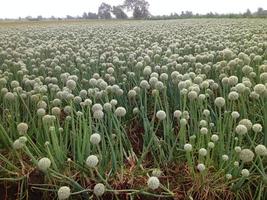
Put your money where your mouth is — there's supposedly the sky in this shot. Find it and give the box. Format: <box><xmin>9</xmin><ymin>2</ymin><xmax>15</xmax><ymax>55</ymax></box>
<box><xmin>0</xmin><ymin>0</ymin><xmax>266</xmax><ymax>18</ymax></box>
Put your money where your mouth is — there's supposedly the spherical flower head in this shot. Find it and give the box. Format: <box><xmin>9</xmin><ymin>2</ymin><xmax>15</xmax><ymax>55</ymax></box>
<box><xmin>234</xmin><ymin>146</ymin><xmax>242</xmax><ymax>153</ymax></box>
<box><xmin>188</xmin><ymin>90</ymin><xmax>198</xmax><ymax>100</ymax></box>
<box><xmin>64</xmin><ymin>106</ymin><xmax>72</xmax><ymax>115</ymax></box>
<box><xmin>13</xmin><ymin>138</ymin><xmax>26</xmax><ymax>149</ymax></box>
<box><xmin>152</xmin><ymin>168</ymin><xmax>162</xmax><ymax>177</ymax></box>
<box><xmin>51</xmin><ymin>107</ymin><xmax>61</xmax><ymax>116</ymax></box>
<box><xmin>37</xmin><ymin>108</ymin><xmax>46</xmax><ymax>117</ymax></box>
<box><xmin>254</xmin><ymin>84</ymin><xmax>266</xmax><ymax>95</ymax></box>
<box><xmin>236</xmin><ymin>83</ymin><xmax>246</xmax><ymax>93</ymax></box>
<box><xmin>93</xmin><ymin>110</ymin><xmax>104</xmax><ymax>119</ymax></box>
<box><xmin>110</xmin><ymin>99</ymin><xmax>118</xmax><ymax>106</ymax></box>
<box><xmin>128</xmin><ymin>90</ymin><xmax>137</xmax><ymax>98</ymax></box>
<box><xmin>228</xmin><ymin>91</ymin><xmax>239</xmax><ymax>101</ymax></box>
<box><xmin>190</xmin><ymin>135</ymin><xmax>196</xmax><ymax>141</ymax></box>
<box><xmin>199</xmin><ymin>120</ymin><xmax>207</xmax><ymax>127</ymax></box>
<box><xmin>156</xmin><ymin>110</ymin><xmax>166</xmax><ymax>121</ymax></box>
<box><xmin>197</xmin><ymin>163</ymin><xmax>205</xmax><ymax>172</ymax></box>
<box><xmin>147</xmin><ymin>176</ymin><xmax>160</xmax><ymax>190</ymax></box>
<box><xmin>65</xmin><ymin>116</ymin><xmax>72</xmax><ymax>121</ymax></box>
<box><xmin>239</xmin><ymin>149</ymin><xmax>254</xmax><ymax>163</ymax></box>
<box><xmin>203</xmin><ymin>109</ymin><xmax>210</xmax><ymax>117</ymax></box>
<box><xmin>226</xmin><ymin>173</ymin><xmax>232</xmax><ymax>180</ymax></box>
<box><xmin>255</xmin><ymin>144</ymin><xmax>267</xmax><ymax>156</ymax></box>
<box><xmin>260</xmin><ymin>72</ymin><xmax>267</xmax><ymax>83</ymax></box>
<box><xmin>17</xmin><ymin>123</ymin><xmax>28</xmax><ymax>135</ymax></box>
<box><xmin>84</xmin><ymin>99</ymin><xmax>92</xmax><ymax>106</ymax></box>
<box><xmin>38</xmin><ymin>157</ymin><xmax>51</xmax><ymax>172</ymax></box>
<box><xmin>103</xmin><ymin>103</ymin><xmax>112</xmax><ymax>112</ymax></box>
<box><xmin>159</xmin><ymin>73</ymin><xmax>168</xmax><ymax>82</ymax></box>
<box><xmin>57</xmin><ymin>186</ymin><xmax>71</xmax><ymax>200</ymax></box>
<box><xmin>214</xmin><ymin>97</ymin><xmax>225</xmax><ymax>108</ymax></box>
<box><xmin>234</xmin><ymin>161</ymin><xmax>239</xmax><ymax>167</ymax></box>
<box><xmin>143</xmin><ymin>66</ymin><xmax>152</xmax><ymax>76</ymax></box>
<box><xmin>92</xmin><ymin>103</ymin><xmax>103</xmax><ymax>112</ymax></box>
<box><xmin>211</xmin><ymin>134</ymin><xmax>219</xmax><ymax>142</ymax></box>
<box><xmin>114</xmin><ymin>107</ymin><xmax>126</xmax><ymax>117</ymax></box>
<box><xmin>235</xmin><ymin>124</ymin><xmax>247</xmax><ymax>135</ymax></box>
<box><xmin>86</xmin><ymin>155</ymin><xmax>99</xmax><ymax>168</ymax></box>
<box><xmin>180</xmin><ymin>88</ymin><xmax>188</xmax><ymax>95</ymax></box>
<box><xmin>155</xmin><ymin>81</ymin><xmax>165</xmax><ymax>90</ymax></box>
<box><xmin>201</xmin><ymin>80</ymin><xmax>209</xmax><ymax>89</ymax></box>
<box><xmin>238</xmin><ymin>119</ymin><xmax>252</xmax><ymax>130</ymax></box>
<box><xmin>250</xmin><ymin>91</ymin><xmax>260</xmax><ymax>99</ymax></box>
<box><xmin>66</xmin><ymin>79</ymin><xmax>76</xmax><ymax>90</ymax></box>
<box><xmin>173</xmin><ymin>110</ymin><xmax>182</xmax><ymax>118</ymax></box>
<box><xmin>19</xmin><ymin>136</ymin><xmax>28</xmax><ymax>143</ymax></box>
<box><xmin>252</xmin><ymin>123</ymin><xmax>262</xmax><ymax>133</ymax></box>
<box><xmin>4</xmin><ymin>92</ymin><xmax>15</xmax><ymax>101</ymax></box>
<box><xmin>222</xmin><ymin>48</ymin><xmax>233</xmax><ymax>60</ymax></box>
<box><xmin>152</xmin><ymin>89</ymin><xmax>159</xmax><ymax>96</ymax></box>
<box><xmin>200</xmin><ymin>127</ymin><xmax>208</xmax><ymax>135</ymax></box>
<box><xmin>140</xmin><ymin>80</ymin><xmax>150</xmax><ymax>89</ymax></box>
<box><xmin>222</xmin><ymin>154</ymin><xmax>229</xmax><ymax>161</ymax></box>
<box><xmin>180</xmin><ymin>118</ymin><xmax>187</xmax><ymax>126</ymax></box>
<box><xmin>184</xmin><ymin>143</ymin><xmax>193</xmax><ymax>152</ymax></box>
<box><xmin>241</xmin><ymin>169</ymin><xmax>250</xmax><ymax>177</ymax></box>
<box><xmin>231</xmin><ymin>111</ymin><xmax>240</xmax><ymax>119</ymax></box>
<box><xmin>199</xmin><ymin>148</ymin><xmax>207</xmax><ymax>156</ymax></box>
<box><xmin>133</xmin><ymin>107</ymin><xmax>139</xmax><ymax>114</ymax></box>
<box><xmin>208</xmin><ymin>142</ymin><xmax>215</xmax><ymax>149</ymax></box>
<box><xmin>198</xmin><ymin>94</ymin><xmax>206</xmax><ymax>101</ymax></box>
<box><xmin>90</xmin><ymin>133</ymin><xmax>101</xmax><ymax>145</ymax></box>
<box><xmin>221</xmin><ymin>77</ymin><xmax>229</xmax><ymax>85</ymax></box>
<box><xmin>93</xmin><ymin>183</ymin><xmax>105</xmax><ymax>196</ymax></box>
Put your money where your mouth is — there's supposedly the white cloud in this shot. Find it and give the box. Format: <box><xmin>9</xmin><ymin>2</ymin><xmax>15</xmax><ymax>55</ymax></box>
<box><xmin>0</xmin><ymin>0</ymin><xmax>266</xmax><ymax>18</ymax></box>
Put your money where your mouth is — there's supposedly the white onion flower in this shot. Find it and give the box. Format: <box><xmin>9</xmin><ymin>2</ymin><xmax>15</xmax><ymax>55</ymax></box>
<box><xmin>199</xmin><ymin>148</ymin><xmax>207</xmax><ymax>156</ymax></box>
<box><xmin>156</xmin><ymin>110</ymin><xmax>166</xmax><ymax>120</ymax></box>
<box><xmin>57</xmin><ymin>186</ymin><xmax>71</xmax><ymax>200</ymax></box>
<box><xmin>239</xmin><ymin>149</ymin><xmax>254</xmax><ymax>163</ymax></box>
<box><xmin>252</xmin><ymin>124</ymin><xmax>262</xmax><ymax>133</ymax></box>
<box><xmin>152</xmin><ymin>169</ymin><xmax>162</xmax><ymax>177</ymax></box>
<box><xmin>90</xmin><ymin>133</ymin><xmax>101</xmax><ymax>145</ymax></box>
<box><xmin>17</xmin><ymin>123</ymin><xmax>28</xmax><ymax>135</ymax></box>
<box><xmin>93</xmin><ymin>183</ymin><xmax>105</xmax><ymax>196</ymax></box>
<box><xmin>147</xmin><ymin>176</ymin><xmax>160</xmax><ymax>190</ymax></box>
<box><xmin>255</xmin><ymin>144</ymin><xmax>267</xmax><ymax>156</ymax></box>
<box><xmin>37</xmin><ymin>157</ymin><xmax>51</xmax><ymax>172</ymax></box>
<box><xmin>184</xmin><ymin>143</ymin><xmax>193</xmax><ymax>152</ymax></box>
<box><xmin>241</xmin><ymin>169</ymin><xmax>250</xmax><ymax>177</ymax></box>
<box><xmin>197</xmin><ymin>163</ymin><xmax>206</xmax><ymax>172</ymax></box>
<box><xmin>86</xmin><ymin>155</ymin><xmax>99</xmax><ymax>168</ymax></box>
<box><xmin>214</xmin><ymin>97</ymin><xmax>225</xmax><ymax>108</ymax></box>
<box><xmin>114</xmin><ymin>107</ymin><xmax>126</xmax><ymax>117</ymax></box>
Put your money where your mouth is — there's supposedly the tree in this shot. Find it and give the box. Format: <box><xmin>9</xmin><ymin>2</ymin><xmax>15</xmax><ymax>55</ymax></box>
<box><xmin>88</xmin><ymin>12</ymin><xmax>98</xmax><ymax>19</ymax></box>
<box><xmin>255</xmin><ymin>7</ymin><xmax>267</xmax><ymax>17</ymax></box>
<box><xmin>98</xmin><ymin>2</ymin><xmax>112</xmax><ymax>19</ymax></box>
<box><xmin>37</xmin><ymin>15</ymin><xmax>43</xmax><ymax>20</ymax></box>
<box><xmin>25</xmin><ymin>16</ymin><xmax>33</xmax><ymax>20</ymax></box>
<box><xmin>123</xmin><ymin>0</ymin><xmax>150</xmax><ymax>19</ymax></box>
<box><xmin>66</xmin><ymin>15</ymin><xmax>74</xmax><ymax>19</ymax></box>
<box><xmin>112</xmin><ymin>6</ymin><xmax>128</xmax><ymax>19</ymax></box>
<box><xmin>243</xmin><ymin>9</ymin><xmax>251</xmax><ymax>17</ymax></box>
<box><xmin>257</xmin><ymin>7</ymin><xmax>264</xmax><ymax>14</ymax></box>
<box><xmin>82</xmin><ymin>12</ymin><xmax>88</xmax><ymax>19</ymax></box>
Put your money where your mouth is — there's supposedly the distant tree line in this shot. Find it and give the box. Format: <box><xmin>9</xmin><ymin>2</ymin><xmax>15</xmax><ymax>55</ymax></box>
<box><xmin>149</xmin><ymin>8</ymin><xmax>267</xmax><ymax>20</ymax></box>
<box><xmin>5</xmin><ymin>0</ymin><xmax>150</xmax><ymax>21</ymax></box>
<box><xmin>1</xmin><ymin>1</ymin><xmax>266</xmax><ymax>21</ymax></box>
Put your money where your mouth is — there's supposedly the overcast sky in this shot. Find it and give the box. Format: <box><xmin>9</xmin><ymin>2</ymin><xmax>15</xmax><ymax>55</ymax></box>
<box><xmin>0</xmin><ymin>0</ymin><xmax>266</xmax><ymax>18</ymax></box>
